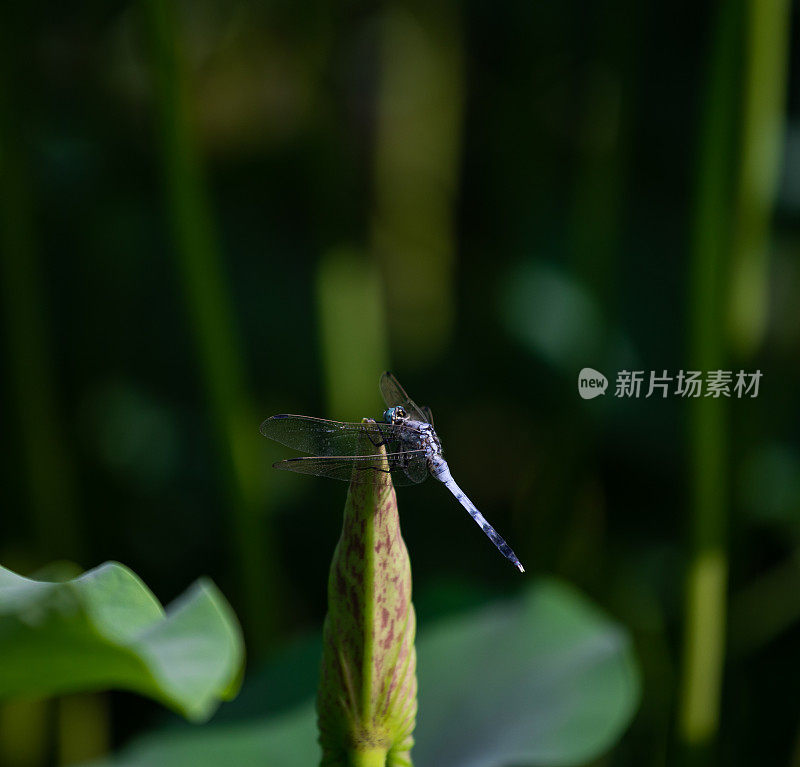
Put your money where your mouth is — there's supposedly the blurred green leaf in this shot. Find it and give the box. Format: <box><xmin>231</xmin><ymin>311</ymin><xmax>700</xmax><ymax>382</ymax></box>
<box><xmin>0</xmin><ymin>561</ymin><xmax>244</xmax><ymax>721</ymax></box>
<box><xmin>85</xmin><ymin>578</ymin><xmax>638</xmax><ymax>767</ymax></box>
<box><xmin>500</xmin><ymin>261</ymin><xmax>605</xmax><ymax>371</ymax></box>
<box><xmin>87</xmin><ymin>705</ymin><xmax>319</xmax><ymax>767</ymax></box>
<box><xmin>413</xmin><ymin>578</ymin><xmax>640</xmax><ymax>767</ymax></box>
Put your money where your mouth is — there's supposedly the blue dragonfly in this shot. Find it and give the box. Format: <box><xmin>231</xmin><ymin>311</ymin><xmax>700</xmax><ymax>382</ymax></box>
<box><xmin>260</xmin><ymin>372</ymin><xmax>525</xmax><ymax>573</ymax></box>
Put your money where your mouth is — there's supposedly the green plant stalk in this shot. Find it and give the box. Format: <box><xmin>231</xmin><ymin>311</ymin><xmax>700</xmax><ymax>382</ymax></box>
<box><xmin>678</xmin><ymin>0</ymin><xmax>739</xmax><ymax>757</ymax></box>
<box><xmin>143</xmin><ymin>0</ymin><xmax>279</xmax><ymax>650</ymax></box>
<box><xmin>57</xmin><ymin>694</ymin><xmax>109</xmax><ymax>766</ymax></box>
<box><xmin>318</xmin><ymin>427</ymin><xmax>416</xmax><ymax>767</ymax></box>
<box><xmin>0</xmin><ymin>700</ymin><xmax>50</xmax><ymax>767</ymax></box>
<box><xmin>728</xmin><ymin>0</ymin><xmax>791</xmax><ymax>356</ymax></box>
<box><xmin>371</xmin><ymin>3</ymin><xmax>463</xmax><ymax>366</ymax></box>
<box><xmin>316</xmin><ymin>247</ymin><xmax>389</xmax><ymax>421</ymax></box>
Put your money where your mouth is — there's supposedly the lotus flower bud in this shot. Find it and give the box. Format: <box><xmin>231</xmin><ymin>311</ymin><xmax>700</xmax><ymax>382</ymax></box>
<box><xmin>317</xmin><ymin>424</ymin><xmax>417</xmax><ymax>767</ymax></box>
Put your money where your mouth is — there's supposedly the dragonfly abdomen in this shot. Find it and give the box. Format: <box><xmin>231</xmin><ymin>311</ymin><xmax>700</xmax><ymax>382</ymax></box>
<box><xmin>433</xmin><ymin>460</ymin><xmax>525</xmax><ymax>573</ymax></box>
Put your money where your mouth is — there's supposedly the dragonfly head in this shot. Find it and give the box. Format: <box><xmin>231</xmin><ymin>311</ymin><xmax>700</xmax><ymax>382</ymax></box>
<box><xmin>383</xmin><ymin>405</ymin><xmax>407</xmax><ymax>424</ymax></box>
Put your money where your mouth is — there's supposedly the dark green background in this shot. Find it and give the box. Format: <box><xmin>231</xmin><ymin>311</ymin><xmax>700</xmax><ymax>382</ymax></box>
<box><xmin>1</xmin><ymin>0</ymin><xmax>798</xmax><ymax>765</ymax></box>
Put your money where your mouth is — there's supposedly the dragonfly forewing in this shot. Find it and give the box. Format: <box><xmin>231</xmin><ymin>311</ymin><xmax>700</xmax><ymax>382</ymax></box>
<box><xmin>259</xmin><ymin>414</ymin><xmax>413</xmax><ymax>456</ymax></box>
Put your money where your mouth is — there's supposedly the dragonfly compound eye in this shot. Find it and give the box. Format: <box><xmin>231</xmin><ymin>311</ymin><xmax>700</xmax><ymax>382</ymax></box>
<box><xmin>383</xmin><ymin>406</ymin><xmax>407</xmax><ymax>423</ymax></box>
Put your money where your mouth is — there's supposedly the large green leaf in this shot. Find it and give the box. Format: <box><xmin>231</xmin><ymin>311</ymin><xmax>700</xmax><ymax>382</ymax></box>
<box><xmin>413</xmin><ymin>578</ymin><xmax>640</xmax><ymax>767</ymax></box>
<box><xmin>0</xmin><ymin>561</ymin><xmax>244</xmax><ymax>721</ymax></box>
<box><xmin>85</xmin><ymin>578</ymin><xmax>638</xmax><ymax>766</ymax></box>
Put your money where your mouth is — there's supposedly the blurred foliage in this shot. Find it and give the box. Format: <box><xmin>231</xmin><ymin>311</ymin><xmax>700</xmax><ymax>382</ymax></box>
<box><xmin>0</xmin><ymin>0</ymin><xmax>799</xmax><ymax>764</ymax></box>
<box><xmin>82</xmin><ymin>580</ymin><xmax>639</xmax><ymax>767</ymax></box>
<box><xmin>0</xmin><ymin>562</ymin><xmax>244</xmax><ymax>721</ymax></box>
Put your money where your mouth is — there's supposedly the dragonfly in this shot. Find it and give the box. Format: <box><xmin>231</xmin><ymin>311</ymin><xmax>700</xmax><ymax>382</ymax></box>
<box><xmin>259</xmin><ymin>372</ymin><xmax>525</xmax><ymax>573</ymax></box>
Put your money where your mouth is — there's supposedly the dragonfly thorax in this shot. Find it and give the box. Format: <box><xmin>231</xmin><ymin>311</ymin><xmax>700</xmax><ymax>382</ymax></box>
<box><xmin>383</xmin><ymin>405</ymin><xmax>441</xmax><ymax>458</ymax></box>
<box><xmin>408</xmin><ymin>421</ymin><xmax>442</xmax><ymax>458</ymax></box>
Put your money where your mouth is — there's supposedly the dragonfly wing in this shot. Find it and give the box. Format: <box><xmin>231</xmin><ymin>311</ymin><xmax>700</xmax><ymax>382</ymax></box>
<box><xmin>274</xmin><ymin>450</ymin><xmax>429</xmax><ymax>486</ymax></box>
<box><xmin>421</xmin><ymin>405</ymin><xmax>434</xmax><ymax>427</ymax></box>
<box><xmin>379</xmin><ymin>371</ymin><xmax>430</xmax><ymax>423</ymax></box>
<box><xmin>260</xmin><ymin>415</ymin><xmax>407</xmax><ymax>456</ymax></box>
<box><xmin>401</xmin><ymin>450</ymin><xmax>429</xmax><ymax>484</ymax></box>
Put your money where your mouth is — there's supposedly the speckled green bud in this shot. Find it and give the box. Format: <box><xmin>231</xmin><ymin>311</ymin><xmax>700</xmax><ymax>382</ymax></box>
<box><xmin>317</xmin><ymin>424</ymin><xmax>417</xmax><ymax>767</ymax></box>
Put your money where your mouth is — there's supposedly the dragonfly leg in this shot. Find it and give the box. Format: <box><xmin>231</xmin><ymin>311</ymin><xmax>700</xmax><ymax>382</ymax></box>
<box><xmin>360</xmin><ymin>418</ymin><xmax>390</xmax><ymax>449</ymax></box>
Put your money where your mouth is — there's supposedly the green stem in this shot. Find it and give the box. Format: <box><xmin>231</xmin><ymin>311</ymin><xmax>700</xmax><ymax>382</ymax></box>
<box><xmin>678</xmin><ymin>0</ymin><xmax>737</xmax><ymax>757</ymax></box>
<box><xmin>679</xmin><ymin>0</ymin><xmax>790</xmax><ymax>756</ymax></box>
<box><xmin>56</xmin><ymin>694</ymin><xmax>109</xmax><ymax>765</ymax></box>
<box><xmin>371</xmin><ymin>3</ymin><xmax>463</xmax><ymax>366</ymax></box>
<box><xmin>0</xmin><ymin>699</ymin><xmax>50</xmax><ymax>767</ymax></box>
<box><xmin>678</xmin><ymin>0</ymin><xmax>740</xmax><ymax>758</ymax></box>
<box><xmin>349</xmin><ymin>750</ymin><xmax>388</xmax><ymax>767</ymax></box>
<box><xmin>316</xmin><ymin>247</ymin><xmax>389</xmax><ymax>421</ymax></box>
<box><xmin>143</xmin><ymin>0</ymin><xmax>280</xmax><ymax>651</ymax></box>
<box><xmin>727</xmin><ymin>0</ymin><xmax>791</xmax><ymax>356</ymax></box>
